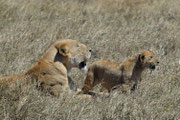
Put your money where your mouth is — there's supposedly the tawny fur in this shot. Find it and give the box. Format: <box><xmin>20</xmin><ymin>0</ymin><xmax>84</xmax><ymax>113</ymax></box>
<box><xmin>0</xmin><ymin>39</ymin><xmax>91</xmax><ymax>96</ymax></box>
<box><xmin>82</xmin><ymin>50</ymin><xmax>159</xmax><ymax>93</ymax></box>
<box><xmin>0</xmin><ymin>74</ymin><xmax>23</xmax><ymax>85</ymax></box>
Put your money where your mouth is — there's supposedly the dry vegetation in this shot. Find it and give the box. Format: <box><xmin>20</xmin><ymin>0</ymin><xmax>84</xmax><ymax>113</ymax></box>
<box><xmin>0</xmin><ymin>0</ymin><xmax>180</xmax><ymax>119</ymax></box>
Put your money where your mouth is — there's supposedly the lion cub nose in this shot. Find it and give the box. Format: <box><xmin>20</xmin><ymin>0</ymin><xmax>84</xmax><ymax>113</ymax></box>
<box><xmin>151</xmin><ymin>65</ymin><xmax>156</xmax><ymax>70</ymax></box>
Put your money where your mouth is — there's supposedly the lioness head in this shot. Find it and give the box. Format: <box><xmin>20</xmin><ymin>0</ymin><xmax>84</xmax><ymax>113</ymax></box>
<box><xmin>55</xmin><ymin>39</ymin><xmax>91</xmax><ymax>71</ymax></box>
<box><xmin>139</xmin><ymin>50</ymin><xmax>159</xmax><ymax>70</ymax></box>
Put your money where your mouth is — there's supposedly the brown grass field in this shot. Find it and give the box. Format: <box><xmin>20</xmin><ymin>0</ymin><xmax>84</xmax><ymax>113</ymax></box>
<box><xmin>0</xmin><ymin>0</ymin><xmax>180</xmax><ymax>119</ymax></box>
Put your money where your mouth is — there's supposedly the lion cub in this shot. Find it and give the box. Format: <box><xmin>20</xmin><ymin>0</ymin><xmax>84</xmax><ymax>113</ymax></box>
<box><xmin>82</xmin><ymin>50</ymin><xmax>159</xmax><ymax>93</ymax></box>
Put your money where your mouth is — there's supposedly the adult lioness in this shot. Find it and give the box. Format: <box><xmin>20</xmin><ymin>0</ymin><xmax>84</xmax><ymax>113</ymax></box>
<box><xmin>0</xmin><ymin>39</ymin><xmax>91</xmax><ymax>96</ymax></box>
<box><xmin>82</xmin><ymin>50</ymin><xmax>159</xmax><ymax>93</ymax></box>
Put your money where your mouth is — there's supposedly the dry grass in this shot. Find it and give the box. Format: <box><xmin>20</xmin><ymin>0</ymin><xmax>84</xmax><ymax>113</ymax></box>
<box><xmin>0</xmin><ymin>0</ymin><xmax>180</xmax><ymax>119</ymax></box>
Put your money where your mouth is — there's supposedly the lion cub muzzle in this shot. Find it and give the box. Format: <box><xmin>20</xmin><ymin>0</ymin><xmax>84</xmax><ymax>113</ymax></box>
<box><xmin>149</xmin><ymin>60</ymin><xmax>159</xmax><ymax>70</ymax></box>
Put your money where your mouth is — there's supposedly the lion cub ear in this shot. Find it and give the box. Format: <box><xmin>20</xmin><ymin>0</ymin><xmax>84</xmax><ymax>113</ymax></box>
<box><xmin>139</xmin><ymin>53</ymin><xmax>145</xmax><ymax>63</ymax></box>
<box><xmin>56</xmin><ymin>43</ymin><xmax>70</xmax><ymax>57</ymax></box>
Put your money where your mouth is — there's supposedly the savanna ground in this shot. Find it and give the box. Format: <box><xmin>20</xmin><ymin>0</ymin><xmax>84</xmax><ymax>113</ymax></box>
<box><xmin>0</xmin><ymin>0</ymin><xmax>180</xmax><ymax>119</ymax></box>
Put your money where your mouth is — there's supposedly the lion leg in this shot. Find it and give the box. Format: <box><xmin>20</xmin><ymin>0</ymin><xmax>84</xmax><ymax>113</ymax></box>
<box><xmin>68</xmin><ymin>76</ymin><xmax>77</xmax><ymax>91</ymax></box>
<box><xmin>40</xmin><ymin>82</ymin><xmax>69</xmax><ymax>96</ymax></box>
<box><xmin>82</xmin><ymin>71</ymin><xmax>100</xmax><ymax>93</ymax></box>
<box><xmin>101</xmin><ymin>83</ymin><xmax>112</xmax><ymax>93</ymax></box>
<box><xmin>49</xmin><ymin>84</ymin><xmax>69</xmax><ymax>96</ymax></box>
<box><xmin>131</xmin><ymin>78</ymin><xmax>141</xmax><ymax>91</ymax></box>
<box><xmin>121</xmin><ymin>84</ymin><xmax>131</xmax><ymax>93</ymax></box>
<box><xmin>121</xmin><ymin>81</ymin><xmax>135</xmax><ymax>93</ymax></box>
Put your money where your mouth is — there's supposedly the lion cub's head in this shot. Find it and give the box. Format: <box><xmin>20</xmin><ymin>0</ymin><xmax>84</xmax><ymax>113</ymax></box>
<box><xmin>55</xmin><ymin>39</ymin><xmax>91</xmax><ymax>71</ymax></box>
<box><xmin>139</xmin><ymin>50</ymin><xmax>159</xmax><ymax>70</ymax></box>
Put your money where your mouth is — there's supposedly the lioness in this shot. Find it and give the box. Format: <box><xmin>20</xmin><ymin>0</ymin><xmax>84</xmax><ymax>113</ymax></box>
<box><xmin>0</xmin><ymin>39</ymin><xmax>91</xmax><ymax>96</ymax></box>
<box><xmin>82</xmin><ymin>50</ymin><xmax>159</xmax><ymax>93</ymax></box>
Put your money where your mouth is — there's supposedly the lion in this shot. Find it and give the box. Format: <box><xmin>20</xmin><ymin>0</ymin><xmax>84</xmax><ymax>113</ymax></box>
<box><xmin>82</xmin><ymin>50</ymin><xmax>159</xmax><ymax>94</ymax></box>
<box><xmin>0</xmin><ymin>39</ymin><xmax>91</xmax><ymax>96</ymax></box>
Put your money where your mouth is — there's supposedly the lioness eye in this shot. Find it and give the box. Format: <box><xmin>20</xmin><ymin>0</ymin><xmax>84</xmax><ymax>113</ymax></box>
<box><xmin>150</xmin><ymin>56</ymin><xmax>153</xmax><ymax>58</ymax></box>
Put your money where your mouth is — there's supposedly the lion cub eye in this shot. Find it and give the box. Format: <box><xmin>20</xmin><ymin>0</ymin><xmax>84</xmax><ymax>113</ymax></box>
<box><xmin>150</xmin><ymin>56</ymin><xmax>153</xmax><ymax>58</ymax></box>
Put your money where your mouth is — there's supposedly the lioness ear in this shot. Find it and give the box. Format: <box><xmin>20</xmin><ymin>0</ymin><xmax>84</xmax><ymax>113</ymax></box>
<box><xmin>56</xmin><ymin>43</ymin><xmax>70</xmax><ymax>56</ymax></box>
